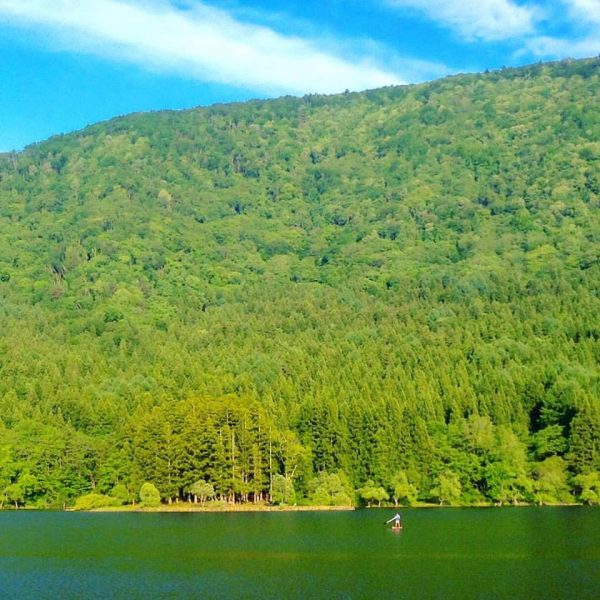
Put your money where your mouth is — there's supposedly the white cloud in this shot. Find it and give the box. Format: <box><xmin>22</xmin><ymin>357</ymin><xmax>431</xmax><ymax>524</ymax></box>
<box><xmin>387</xmin><ymin>0</ymin><xmax>539</xmax><ymax>41</ymax></box>
<box><xmin>562</xmin><ymin>0</ymin><xmax>600</xmax><ymax>24</ymax></box>
<box><xmin>517</xmin><ymin>0</ymin><xmax>600</xmax><ymax>59</ymax></box>
<box><xmin>0</xmin><ymin>0</ymin><xmax>403</xmax><ymax>94</ymax></box>
<box><xmin>524</xmin><ymin>34</ymin><xmax>600</xmax><ymax>58</ymax></box>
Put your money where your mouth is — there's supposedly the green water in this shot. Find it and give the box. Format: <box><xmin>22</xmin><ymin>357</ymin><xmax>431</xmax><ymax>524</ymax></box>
<box><xmin>0</xmin><ymin>508</ymin><xmax>598</xmax><ymax>599</ymax></box>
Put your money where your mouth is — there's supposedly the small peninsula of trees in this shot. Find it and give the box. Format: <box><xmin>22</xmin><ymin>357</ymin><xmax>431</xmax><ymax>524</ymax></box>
<box><xmin>0</xmin><ymin>58</ymin><xmax>598</xmax><ymax>509</ymax></box>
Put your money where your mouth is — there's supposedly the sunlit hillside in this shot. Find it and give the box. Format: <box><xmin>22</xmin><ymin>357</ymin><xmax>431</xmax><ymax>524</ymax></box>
<box><xmin>0</xmin><ymin>57</ymin><xmax>598</xmax><ymax>508</ymax></box>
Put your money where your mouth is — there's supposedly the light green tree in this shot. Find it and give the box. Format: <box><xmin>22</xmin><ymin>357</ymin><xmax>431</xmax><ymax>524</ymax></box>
<box><xmin>74</xmin><ymin>493</ymin><xmax>120</xmax><ymax>510</ymax></box>
<box><xmin>140</xmin><ymin>482</ymin><xmax>161</xmax><ymax>507</ymax></box>
<box><xmin>309</xmin><ymin>472</ymin><xmax>354</xmax><ymax>506</ymax></box>
<box><xmin>573</xmin><ymin>471</ymin><xmax>600</xmax><ymax>505</ymax></box>
<box><xmin>432</xmin><ymin>471</ymin><xmax>462</xmax><ymax>506</ymax></box>
<box><xmin>271</xmin><ymin>474</ymin><xmax>295</xmax><ymax>505</ymax></box>
<box><xmin>111</xmin><ymin>484</ymin><xmax>131</xmax><ymax>505</ymax></box>
<box><xmin>189</xmin><ymin>480</ymin><xmax>215</xmax><ymax>506</ymax></box>
<box><xmin>391</xmin><ymin>471</ymin><xmax>418</xmax><ymax>506</ymax></box>
<box><xmin>358</xmin><ymin>480</ymin><xmax>389</xmax><ymax>507</ymax></box>
<box><xmin>533</xmin><ymin>456</ymin><xmax>570</xmax><ymax>505</ymax></box>
<box><xmin>5</xmin><ymin>482</ymin><xmax>24</xmax><ymax>509</ymax></box>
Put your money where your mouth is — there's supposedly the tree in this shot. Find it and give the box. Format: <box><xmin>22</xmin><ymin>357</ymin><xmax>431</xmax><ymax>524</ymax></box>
<box><xmin>3</xmin><ymin>472</ymin><xmax>43</xmax><ymax>509</ymax></box>
<box><xmin>134</xmin><ymin>412</ymin><xmax>181</xmax><ymax>501</ymax></box>
<box><xmin>74</xmin><ymin>493</ymin><xmax>120</xmax><ymax>510</ymax></box>
<box><xmin>5</xmin><ymin>482</ymin><xmax>24</xmax><ymax>509</ymax></box>
<box><xmin>432</xmin><ymin>471</ymin><xmax>462</xmax><ymax>506</ymax></box>
<box><xmin>532</xmin><ymin>456</ymin><xmax>570</xmax><ymax>505</ymax></box>
<box><xmin>358</xmin><ymin>480</ymin><xmax>389</xmax><ymax>507</ymax></box>
<box><xmin>531</xmin><ymin>425</ymin><xmax>567</xmax><ymax>460</ymax></box>
<box><xmin>275</xmin><ymin>430</ymin><xmax>310</xmax><ymax>487</ymax></box>
<box><xmin>390</xmin><ymin>471</ymin><xmax>418</xmax><ymax>506</ymax></box>
<box><xmin>572</xmin><ymin>471</ymin><xmax>600</xmax><ymax>505</ymax></box>
<box><xmin>271</xmin><ymin>474</ymin><xmax>295</xmax><ymax>505</ymax></box>
<box><xmin>486</xmin><ymin>428</ymin><xmax>533</xmax><ymax>505</ymax></box>
<box><xmin>189</xmin><ymin>480</ymin><xmax>215</xmax><ymax>506</ymax></box>
<box><xmin>308</xmin><ymin>471</ymin><xmax>354</xmax><ymax>506</ymax></box>
<box><xmin>140</xmin><ymin>482</ymin><xmax>161</xmax><ymax>507</ymax></box>
<box><xmin>111</xmin><ymin>483</ymin><xmax>131</xmax><ymax>505</ymax></box>
<box><xmin>568</xmin><ymin>407</ymin><xmax>600</xmax><ymax>474</ymax></box>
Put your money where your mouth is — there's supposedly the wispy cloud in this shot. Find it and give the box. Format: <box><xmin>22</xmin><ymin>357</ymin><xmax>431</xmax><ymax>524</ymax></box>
<box><xmin>519</xmin><ymin>0</ymin><xmax>600</xmax><ymax>58</ymax></box>
<box><xmin>524</xmin><ymin>35</ymin><xmax>600</xmax><ymax>58</ymax></box>
<box><xmin>386</xmin><ymin>0</ymin><xmax>539</xmax><ymax>41</ymax></box>
<box><xmin>0</xmin><ymin>0</ymin><xmax>404</xmax><ymax>94</ymax></box>
<box><xmin>385</xmin><ymin>0</ymin><xmax>599</xmax><ymax>61</ymax></box>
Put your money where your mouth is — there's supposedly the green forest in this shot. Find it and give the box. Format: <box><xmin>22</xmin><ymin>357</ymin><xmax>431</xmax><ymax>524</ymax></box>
<box><xmin>0</xmin><ymin>58</ymin><xmax>598</xmax><ymax>509</ymax></box>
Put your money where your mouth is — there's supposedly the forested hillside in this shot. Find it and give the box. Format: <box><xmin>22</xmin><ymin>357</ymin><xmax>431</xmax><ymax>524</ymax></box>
<box><xmin>0</xmin><ymin>58</ymin><xmax>599</xmax><ymax>509</ymax></box>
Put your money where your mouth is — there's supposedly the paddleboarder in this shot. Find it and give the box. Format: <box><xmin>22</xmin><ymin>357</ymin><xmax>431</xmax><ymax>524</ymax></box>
<box><xmin>386</xmin><ymin>513</ymin><xmax>402</xmax><ymax>530</ymax></box>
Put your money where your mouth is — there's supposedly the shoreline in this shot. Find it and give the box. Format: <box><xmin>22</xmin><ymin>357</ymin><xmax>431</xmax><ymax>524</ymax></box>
<box><xmin>3</xmin><ymin>502</ymin><xmax>587</xmax><ymax>513</ymax></box>
<box><xmin>71</xmin><ymin>501</ymin><xmax>585</xmax><ymax>513</ymax></box>
<box><xmin>78</xmin><ymin>504</ymin><xmax>356</xmax><ymax>513</ymax></box>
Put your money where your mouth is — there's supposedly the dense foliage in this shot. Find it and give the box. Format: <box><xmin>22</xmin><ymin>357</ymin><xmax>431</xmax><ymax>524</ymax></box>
<box><xmin>0</xmin><ymin>58</ymin><xmax>598</xmax><ymax>508</ymax></box>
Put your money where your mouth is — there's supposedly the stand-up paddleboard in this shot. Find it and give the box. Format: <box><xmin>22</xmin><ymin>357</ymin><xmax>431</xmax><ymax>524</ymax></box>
<box><xmin>386</xmin><ymin>513</ymin><xmax>403</xmax><ymax>531</ymax></box>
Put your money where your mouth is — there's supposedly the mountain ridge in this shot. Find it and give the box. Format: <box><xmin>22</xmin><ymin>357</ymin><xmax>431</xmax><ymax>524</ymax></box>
<box><xmin>6</xmin><ymin>57</ymin><xmax>595</xmax><ymax>157</ymax></box>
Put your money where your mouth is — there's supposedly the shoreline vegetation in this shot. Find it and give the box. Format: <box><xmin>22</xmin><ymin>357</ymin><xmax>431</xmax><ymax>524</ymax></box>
<box><xmin>1</xmin><ymin>501</ymin><xmax>587</xmax><ymax>513</ymax></box>
<box><xmin>82</xmin><ymin>501</ymin><xmax>586</xmax><ymax>513</ymax></box>
<box><xmin>80</xmin><ymin>503</ymin><xmax>356</xmax><ymax>513</ymax></box>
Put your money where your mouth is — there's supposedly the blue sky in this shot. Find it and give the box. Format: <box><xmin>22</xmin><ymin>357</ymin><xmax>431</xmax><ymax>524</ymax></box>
<box><xmin>0</xmin><ymin>0</ymin><xmax>598</xmax><ymax>151</ymax></box>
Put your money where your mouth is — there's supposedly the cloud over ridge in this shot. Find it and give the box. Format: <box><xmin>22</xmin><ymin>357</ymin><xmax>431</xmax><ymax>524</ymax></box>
<box><xmin>0</xmin><ymin>0</ymin><xmax>403</xmax><ymax>94</ymax></box>
<box><xmin>386</xmin><ymin>0</ymin><xmax>538</xmax><ymax>41</ymax></box>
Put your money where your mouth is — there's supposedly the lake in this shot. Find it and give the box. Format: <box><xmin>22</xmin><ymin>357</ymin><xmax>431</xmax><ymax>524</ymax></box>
<box><xmin>1</xmin><ymin>507</ymin><xmax>598</xmax><ymax>599</ymax></box>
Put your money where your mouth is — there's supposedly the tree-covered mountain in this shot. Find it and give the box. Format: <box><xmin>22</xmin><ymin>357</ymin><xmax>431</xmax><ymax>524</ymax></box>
<box><xmin>0</xmin><ymin>58</ymin><xmax>598</xmax><ymax>508</ymax></box>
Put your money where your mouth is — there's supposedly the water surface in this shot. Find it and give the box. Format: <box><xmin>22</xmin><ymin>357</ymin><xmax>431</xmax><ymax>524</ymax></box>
<box><xmin>1</xmin><ymin>507</ymin><xmax>598</xmax><ymax>599</ymax></box>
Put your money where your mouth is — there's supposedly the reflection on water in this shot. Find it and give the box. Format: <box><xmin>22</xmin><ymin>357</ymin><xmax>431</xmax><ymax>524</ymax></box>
<box><xmin>0</xmin><ymin>507</ymin><xmax>598</xmax><ymax>599</ymax></box>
